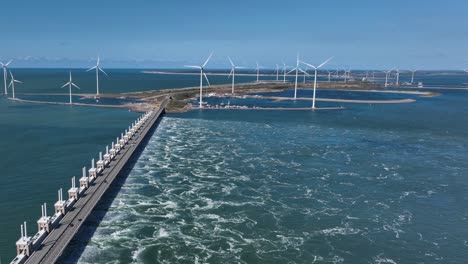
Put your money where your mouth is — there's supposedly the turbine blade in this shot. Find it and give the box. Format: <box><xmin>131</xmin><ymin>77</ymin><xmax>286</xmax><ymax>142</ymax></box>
<box><xmin>317</xmin><ymin>57</ymin><xmax>334</xmax><ymax>69</ymax></box>
<box><xmin>203</xmin><ymin>72</ymin><xmax>211</xmax><ymax>86</ymax></box>
<box><xmin>287</xmin><ymin>68</ymin><xmax>296</xmax><ymax>75</ymax></box>
<box><xmin>228</xmin><ymin>57</ymin><xmax>234</xmax><ymax>67</ymax></box>
<box><xmin>202</xmin><ymin>52</ymin><xmax>213</xmax><ymax>68</ymax></box>
<box><xmin>99</xmin><ymin>67</ymin><xmax>108</xmax><ymax>77</ymax></box>
<box><xmin>5</xmin><ymin>59</ymin><xmax>13</xmax><ymax>66</ymax></box>
<box><xmin>14</xmin><ymin>80</ymin><xmax>22</xmax><ymax>83</ymax></box>
<box><xmin>228</xmin><ymin>69</ymin><xmax>233</xmax><ymax>79</ymax></box>
<box><xmin>184</xmin><ymin>65</ymin><xmax>201</xmax><ymax>69</ymax></box>
<box><xmin>299</xmin><ymin>68</ymin><xmax>310</xmax><ymax>76</ymax></box>
<box><xmin>72</xmin><ymin>83</ymin><xmax>80</xmax><ymax>90</ymax></box>
<box><xmin>300</xmin><ymin>61</ymin><xmax>316</xmax><ymax>69</ymax></box>
<box><xmin>87</xmin><ymin>66</ymin><xmax>97</xmax><ymax>72</ymax></box>
<box><xmin>97</xmin><ymin>56</ymin><xmax>100</xmax><ymax>66</ymax></box>
<box><xmin>8</xmin><ymin>81</ymin><xmax>13</xmax><ymax>87</ymax></box>
<box><xmin>61</xmin><ymin>82</ymin><xmax>70</xmax><ymax>88</ymax></box>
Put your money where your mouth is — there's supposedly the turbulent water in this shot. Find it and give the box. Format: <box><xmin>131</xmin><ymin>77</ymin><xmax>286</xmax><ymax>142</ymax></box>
<box><xmin>1</xmin><ymin>70</ymin><xmax>468</xmax><ymax>263</ymax></box>
<box><xmin>75</xmin><ymin>90</ymin><xmax>468</xmax><ymax>263</ymax></box>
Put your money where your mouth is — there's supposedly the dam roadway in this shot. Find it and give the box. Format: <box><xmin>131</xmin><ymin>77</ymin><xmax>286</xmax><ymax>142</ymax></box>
<box><xmin>24</xmin><ymin>99</ymin><xmax>168</xmax><ymax>264</ymax></box>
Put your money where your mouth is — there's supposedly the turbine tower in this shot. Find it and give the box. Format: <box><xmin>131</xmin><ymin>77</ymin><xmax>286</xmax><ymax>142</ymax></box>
<box><xmin>327</xmin><ymin>71</ymin><xmax>333</xmax><ymax>82</ymax></box>
<box><xmin>282</xmin><ymin>62</ymin><xmax>289</xmax><ymax>83</ymax></box>
<box><xmin>1</xmin><ymin>59</ymin><xmax>13</xmax><ymax>95</ymax></box>
<box><xmin>383</xmin><ymin>69</ymin><xmax>393</xmax><ymax>87</ymax></box>
<box><xmin>8</xmin><ymin>71</ymin><xmax>22</xmax><ymax>99</ymax></box>
<box><xmin>227</xmin><ymin>57</ymin><xmax>244</xmax><ymax>94</ymax></box>
<box><xmin>61</xmin><ymin>72</ymin><xmax>80</xmax><ymax>104</ymax></box>
<box><xmin>87</xmin><ymin>56</ymin><xmax>108</xmax><ymax>97</ymax></box>
<box><xmin>185</xmin><ymin>52</ymin><xmax>213</xmax><ymax>108</ymax></box>
<box><xmin>300</xmin><ymin>57</ymin><xmax>334</xmax><ymax>109</ymax></box>
<box><xmin>287</xmin><ymin>54</ymin><xmax>309</xmax><ymax>99</ymax></box>
<box><xmin>410</xmin><ymin>70</ymin><xmax>417</xmax><ymax>84</ymax></box>
<box><xmin>255</xmin><ymin>62</ymin><xmax>262</xmax><ymax>82</ymax></box>
<box><xmin>275</xmin><ymin>64</ymin><xmax>279</xmax><ymax>81</ymax></box>
<box><xmin>395</xmin><ymin>69</ymin><xmax>400</xmax><ymax>86</ymax></box>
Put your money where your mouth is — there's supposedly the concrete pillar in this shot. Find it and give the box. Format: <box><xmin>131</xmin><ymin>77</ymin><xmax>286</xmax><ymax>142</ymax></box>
<box><xmin>54</xmin><ymin>188</ymin><xmax>66</xmax><ymax>215</ymax></box>
<box><xmin>79</xmin><ymin>166</ymin><xmax>89</xmax><ymax>189</ymax></box>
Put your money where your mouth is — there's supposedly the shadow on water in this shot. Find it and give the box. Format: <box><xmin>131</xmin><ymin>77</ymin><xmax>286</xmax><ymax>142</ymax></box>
<box><xmin>57</xmin><ymin>112</ymin><xmax>166</xmax><ymax>264</ymax></box>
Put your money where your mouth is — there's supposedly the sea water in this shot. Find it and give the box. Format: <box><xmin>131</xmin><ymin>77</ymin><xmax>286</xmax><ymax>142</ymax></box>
<box><xmin>0</xmin><ymin>70</ymin><xmax>467</xmax><ymax>263</ymax></box>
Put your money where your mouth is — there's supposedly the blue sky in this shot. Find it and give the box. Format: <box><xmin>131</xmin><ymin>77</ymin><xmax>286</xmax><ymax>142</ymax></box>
<box><xmin>1</xmin><ymin>0</ymin><xmax>468</xmax><ymax>69</ymax></box>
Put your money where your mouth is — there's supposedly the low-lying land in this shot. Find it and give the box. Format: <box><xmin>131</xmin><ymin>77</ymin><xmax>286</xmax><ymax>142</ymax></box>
<box><xmin>11</xmin><ymin>81</ymin><xmax>438</xmax><ymax>113</ymax></box>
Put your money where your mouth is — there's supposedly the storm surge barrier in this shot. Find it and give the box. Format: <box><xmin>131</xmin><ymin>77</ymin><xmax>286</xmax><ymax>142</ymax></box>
<box><xmin>9</xmin><ymin>98</ymin><xmax>168</xmax><ymax>264</ymax></box>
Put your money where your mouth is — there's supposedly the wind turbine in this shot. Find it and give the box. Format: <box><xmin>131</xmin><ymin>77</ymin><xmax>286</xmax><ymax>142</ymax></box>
<box><xmin>1</xmin><ymin>59</ymin><xmax>13</xmax><ymax>95</ymax></box>
<box><xmin>87</xmin><ymin>56</ymin><xmax>108</xmax><ymax>97</ymax></box>
<box><xmin>282</xmin><ymin>62</ymin><xmax>289</xmax><ymax>83</ymax></box>
<box><xmin>8</xmin><ymin>71</ymin><xmax>21</xmax><ymax>99</ymax></box>
<box><xmin>228</xmin><ymin>57</ymin><xmax>244</xmax><ymax>94</ymax></box>
<box><xmin>300</xmin><ymin>57</ymin><xmax>334</xmax><ymax>109</ymax></box>
<box><xmin>275</xmin><ymin>64</ymin><xmax>280</xmax><ymax>81</ymax></box>
<box><xmin>303</xmin><ymin>67</ymin><xmax>309</xmax><ymax>84</ymax></box>
<box><xmin>255</xmin><ymin>62</ymin><xmax>263</xmax><ymax>82</ymax></box>
<box><xmin>395</xmin><ymin>69</ymin><xmax>400</xmax><ymax>86</ymax></box>
<box><xmin>61</xmin><ymin>72</ymin><xmax>80</xmax><ymax>104</ymax></box>
<box><xmin>327</xmin><ymin>71</ymin><xmax>333</xmax><ymax>82</ymax></box>
<box><xmin>410</xmin><ymin>70</ymin><xmax>417</xmax><ymax>84</ymax></box>
<box><xmin>343</xmin><ymin>69</ymin><xmax>348</xmax><ymax>83</ymax></box>
<box><xmin>383</xmin><ymin>69</ymin><xmax>393</xmax><ymax>87</ymax></box>
<box><xmin>287</xmin><ymin>54</ymin><xmax>309</xmax><ymax>99</ymax></box>
<box><xmin>184</xmin><ymin>52</ymin><xmax>213</xmax><ymax>108</ymax></box>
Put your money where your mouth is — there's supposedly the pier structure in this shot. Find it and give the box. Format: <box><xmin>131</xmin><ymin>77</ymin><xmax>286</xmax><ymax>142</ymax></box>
<box><xmin>9</xmin><ymin>98</ymin><xmax>168</xmax><ymax>264</ymax></box>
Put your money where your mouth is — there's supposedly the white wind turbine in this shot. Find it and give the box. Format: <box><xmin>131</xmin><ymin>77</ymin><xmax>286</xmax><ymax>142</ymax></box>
<box><xmin>87</xmin><ymin>56</ymin><xmax>108</xmax><ymax>97</ymax></box>
<box><xmin>303</xmin><ymin>67</ymin><xmax>309</xmax><ymax>84</ymax></box>
<box><xmin>410</xmin><ymin>69</ymin><xmax>417</xmax><ymax>84</ymax></box>
<box><xmin>276</xmin><ymin>64</ymin><xmax>280</xmax><ymax>81</ymax></box>
<box><xmin>228</xmin><ymin>57</ymin><xmax>244</xmax><ymax>94</ymax></box>
<box><xmin>300</xmin><ymin>57</ymin><xmax>334</xmax><ymax>109</ymax></box>
<box><xmin>383</xmin><ymin>69</ymin><xmax>393</xmax><ymax>87</ymax></box>
<box><xmin>255</xmin><ymin>62</ymin><xmax>263</xmax><ymax>82</ymax></box>
<box><xmin>61</xmin><ymin>72</ymin><xmax>80</xmax><ymax>104</ymax></box>
<box><xmin>8</xmin><ymin>71</ymin><xmax>22</xmax><ymax>99</ymax></box>
<box><xmin>185</xmin><ymin>52</ymin><xmax>213</xmax><ymax>108</ymax></box>
<box><xmin>395</xmin><ymin>69</ymin><xmax>400</xmax><ymax>86</ymax></box>
<box><xmin>282</xmin><ymin>62</ymin><xmax>290</xmax><ymax>83</ymax></box>
<box><xmin>327</xmin><ymin>71</ymin><xmax>333</xmax><ymax>82</ymax></box>
<box><xmin>1</xmin><ymin>59</ymin><xmax>13</xmax><ymax>95</ymax></box>
<box><xmin>287</xmin><ymin>54</ymin><xmax>309</xmax><ymax>99</ymax></box>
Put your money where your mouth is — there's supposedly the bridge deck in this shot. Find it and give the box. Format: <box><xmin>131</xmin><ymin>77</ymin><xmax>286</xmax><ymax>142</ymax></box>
<box><xmin>24</xmin><ymin>99</ymin><xmax>167</xmax><ymax>264</ymax></box>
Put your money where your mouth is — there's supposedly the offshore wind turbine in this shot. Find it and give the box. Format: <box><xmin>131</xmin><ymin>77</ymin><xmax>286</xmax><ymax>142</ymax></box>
<box><xmin>255</xmin><ymin>62</ymin><xmax>263</xmax><ymax>82</ymax></box>
<box><xmin>185</xmin><ymin>52</ymin><xmax>213</xmax><ymax>108</ymax></box>
<box><xmin>287</xmin><ymin>54</ymin><xmax>309</xmax><ymax>99</ymax></box>
<box><xmin>383</xmin><ymin>69</ymin><xmax>393</xmax><ymax>87</ymax></box>
<box><xmin>395</xmin><ymin>69</ymin><xmax>400</xmax><ymax>86</ymax></box>
<box><xmin>300</xmin><ymin>57</ymin><xmax>334</xmax><ymax>109</ymax></box>
<box><xmin>87</xmin><ymin>56</ymin><xmax>108</xmax><ymax>97</ymax></box>
<box><xmin>327</xmin><ymin>71</ymin><xmax>333</xmax><ymax>82</ymax></box>
<box><xmin>303</xmin><ymin>67</ymin><xmax>309</xmax><ymax>84</ymax></box>
<box><xmin>282</xmin><ymin>62</ymin><xmax>290</xmax><ymax>83</ymax></box>
<box><xmin>227</xmin><ymin>57</ymin><xmax>244</xmax><ymax>94</ymax></box>
<box><xmin>410</xmin><ymin>70</ymin><xmax>417</xmax><ymax>84</ymax></box>
<box><xmin>61</xmin><ymin>72</ymin><xmax>80</xmax><ymax>104</ymax></box>
<box><xmin>1</xmin><ymin>59</ymin><xmax>13</xmax><ymax>95</ymax></box>
<box><xmin>8</xmin><ymin>71</ymin><xmax>22</xmax><ymax>99</ymax></box>
<box><xmin>275</xmin><ymin>64</ymin><xmax>280</xmax><ymax>81</ymax></box>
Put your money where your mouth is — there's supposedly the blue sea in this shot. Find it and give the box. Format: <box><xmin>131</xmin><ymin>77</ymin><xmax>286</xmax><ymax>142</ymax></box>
<box><xmin>0</xmin><ymin>69</ymin><xmax>467</xmax><ymax>263</ymax></box>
